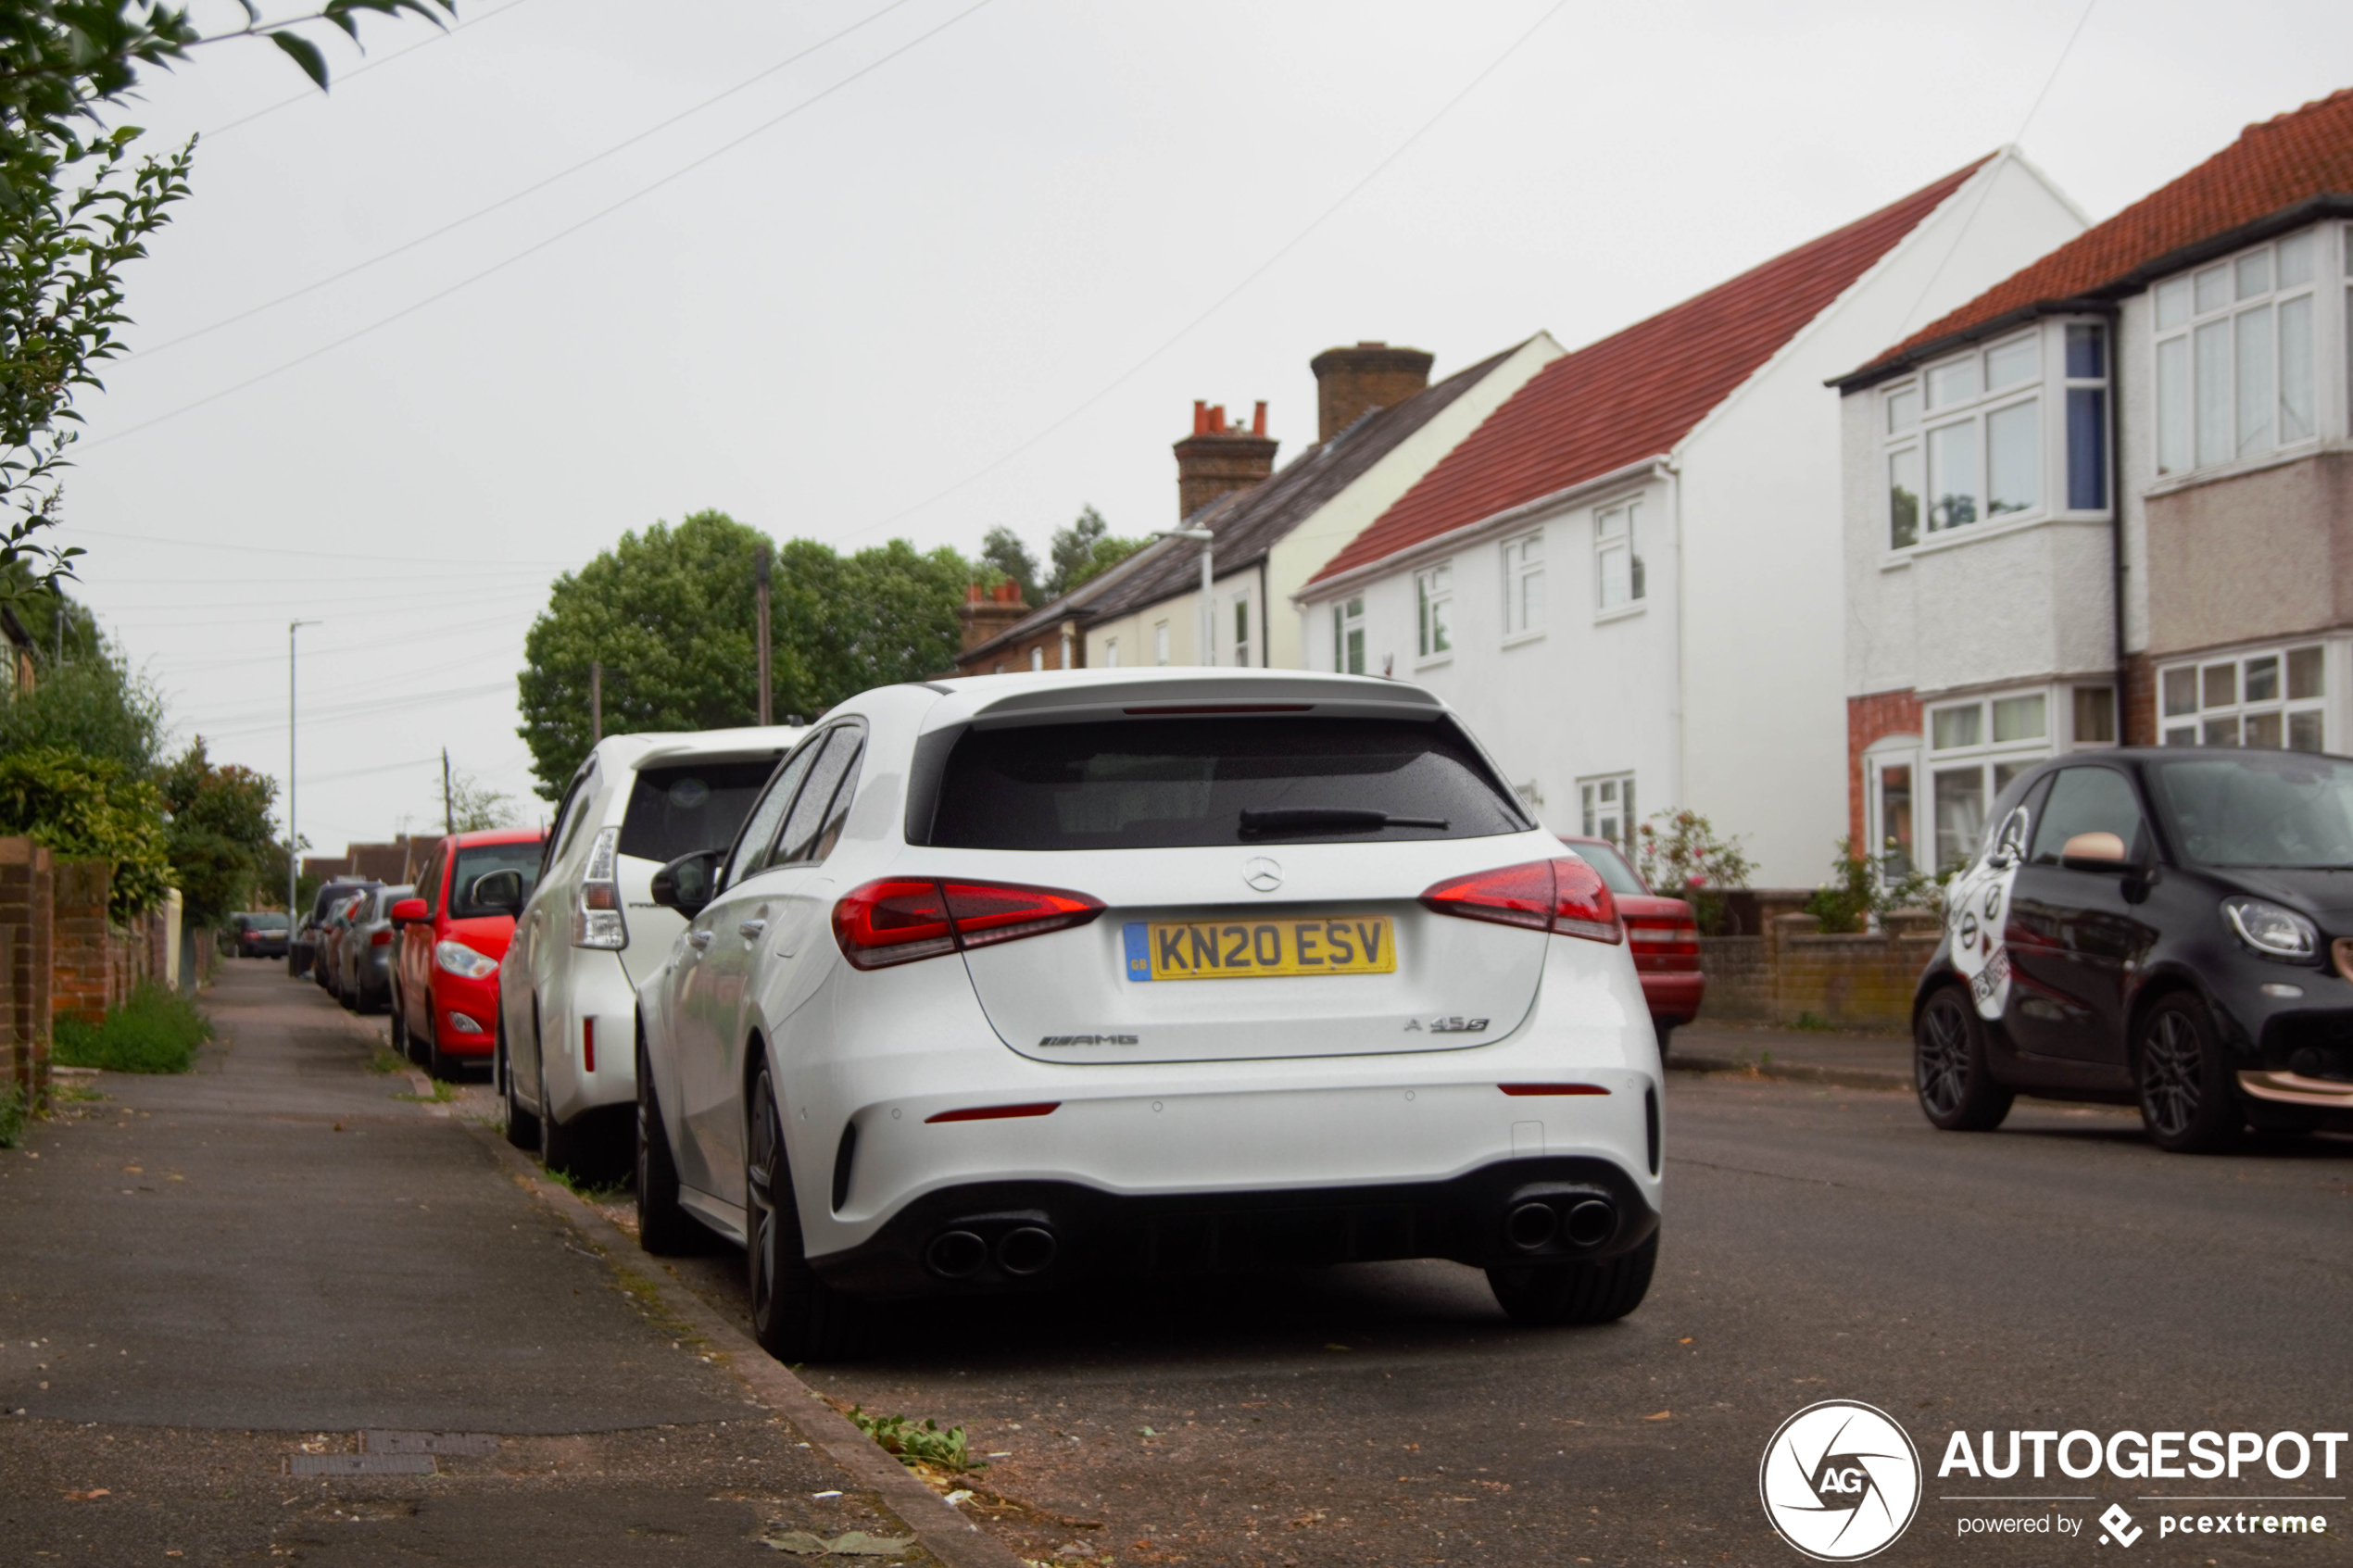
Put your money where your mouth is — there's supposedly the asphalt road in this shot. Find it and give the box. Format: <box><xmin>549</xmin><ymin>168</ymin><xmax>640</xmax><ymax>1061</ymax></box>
<box><xmin>8</xmin><ymin>969</ymin><xmax>2351</xmax><ymax>1566</ymax></box>
<box><xmin>0</xmin><ymin>963</ymin><xmax>936</xmax><ymax>1566</ymax></box>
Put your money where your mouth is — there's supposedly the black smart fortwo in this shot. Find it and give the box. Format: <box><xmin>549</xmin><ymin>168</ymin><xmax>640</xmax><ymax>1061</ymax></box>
<box><xmin>1913</xmin><ymin>746</ymin><xmax>2353</xmax><ymax>1152</ymax></box>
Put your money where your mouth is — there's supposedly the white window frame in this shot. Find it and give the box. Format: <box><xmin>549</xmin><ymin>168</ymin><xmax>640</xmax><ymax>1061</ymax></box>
<box><xmin>1924</xmin><ymin>685</ymin><xmax>2056</xmax><ymax>872</ymax></box>
<box><xmin>1864</xmin><ymin>735</ymin><xmax>1923</xmax><ymax>882</ymax></box>
<box><xmin>1229</xmin><ymin>590</ymin><xmax>1253</xmax><ymax>669</ymax></box>
<box><xmin>1578</xmin><ymin>772</ymin><xmax>1635</xmax><ymax>854</ymax></box>
<box><xmin>1103</xmin><ymin>637</ymin><xmax>1120</xmax><ymax>669</ymax></box>
<box><xmin>1593</xmin><ymin>496</ymin><xmax>1645</xmax><ymax>615</ymax></box>
<box><xmin>2152</xmin><ymin>226</ymin><xmax>2322</xmax><ymax>478</ymax></box>
<box><xmin>1152</xmin><ymin>621</ymin><xmax>1170</xmax><ymax>666</ymax></box>
<box><xmin>1416</xmin><ymin>563</ymin><xmax>1453</xmax><ymax>663</ymax></box>
<box><xmin>1332</xmin><ymin>596</ymin><xmax>1365</xmax><ymax>675</ymax></box>
<box><xmin>1028</xmin><ymin>646</ymin><xmax>1044</xmax><ymax>671</ymax></box>
<box><xmin>2158</xmin><ymin>642</ymin><xmax>2329</xmax><ymax>752</ymax></box>
<box><xmin>1502</xmin><ymin>530</ymin><xmax>1544</xmax><ymax>641</ymax></box>
<box><xmin>1881</xmin><ymin>328</ymin><xmax>2062</xmax><ymax>552</ymax></box>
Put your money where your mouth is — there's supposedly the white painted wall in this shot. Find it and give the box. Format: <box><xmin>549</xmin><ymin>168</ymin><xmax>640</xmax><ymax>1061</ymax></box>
<box><xmin>1087</xmin><ymin>335</ymin><xmax>1564</xmax><ymax>671</ymax></box>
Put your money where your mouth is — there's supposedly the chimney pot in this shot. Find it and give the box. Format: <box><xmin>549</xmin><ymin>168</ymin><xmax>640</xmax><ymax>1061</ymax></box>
<box><xmin>965</xmin><ymin>583</ymin><xmax>984</xmax><ymax>605</ymax></box>
<box><xmin>1309</xmin><ymin>342</ymin><xmax>1435</xmax><ymax>444</ymax></box>
<box><xmin>1192</xmin><ymin>399</ymin><xmax>1208</xmax><ymax>436</ymax></box>
<box><xmin>994</xmin><ymin>578</ymin><xmax>1021</xmax><ymax>605</ymax></box>
<box><xmin>1252</xmin><ymin>400</ymin><xmax>1267</xmax><ymax>437</ymax></box>
<box><xmin>1171</xmin><ymin>397</ymin><xmax>1277</xmax><ymax>521</ymax></box>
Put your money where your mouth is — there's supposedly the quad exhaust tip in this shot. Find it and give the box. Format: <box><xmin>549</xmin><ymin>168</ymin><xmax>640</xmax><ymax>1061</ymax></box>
<box><xmin>1564</xmin><ymin>1198</ymin><xmax>1616</xmax><ymax>1248</ymax></box>
<box><xmin>1504</xmin><ymin>1201</ymin><xmax>1558</xmax><ymax>1250</ymax></box>
<box><xmin>1504</xmin><ymin>1194</ymin><xmax>1617</xmax><ymax>1252</ymax></box>
<box><xmin>997</xmin><ymin>1225</ymin><xmax>1058</xmax><ymax>1276</ymax></box>
<box><xmin>925</xmin><ymin>1229</ymin><xmax>989</xmax><ymax>1279</ymax></box>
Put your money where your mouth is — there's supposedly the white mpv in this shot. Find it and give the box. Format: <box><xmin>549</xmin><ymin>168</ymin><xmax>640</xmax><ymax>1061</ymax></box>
<box><xmin>497</xmin><ymin>726</ymin><xmax>801</xmax><ymax>1175</ymax></box>
<box><xmin>634</xmin><ymin>671</ymin><xmax>1661</xmax><ymax>1361</ymax></box>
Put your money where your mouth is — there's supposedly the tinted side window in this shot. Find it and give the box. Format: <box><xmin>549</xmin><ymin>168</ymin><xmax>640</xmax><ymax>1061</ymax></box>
<box><xmin>620</xmin><ymin>759</ymin><xmax>778</xmax><ymax>865</ymax></box>
<box><xmin>551</xmin><ymin>763</ymin><xmax>600</xmax><ymax>867</ymax></box>
<box><xmin>724</xmin><ymin>736</ymin><xmax>825</xmax><ymax>891</ymax></box>
<box><xmin>448</xmin><ymin>844</ymin><xmax>544</xmax><ymax>919</ymax></box>
<box><xmin>929</xmin><ymin>718</ymin><xmax>1527</xmax><ymax>851</ymax></box>
<box><xmin>776</xmin><ymin>731</ymin><xmax>862</xmax><ymax>866</ymax></box>
<box><xmin>2029</xmin><ymin>768</ymin><xmax>2147</xmax><ymax>864</ymax></box>
<box><xmin>417</xmin><ymin>851</ymin><xmax>446</xmax><ymax>916</ymax></box>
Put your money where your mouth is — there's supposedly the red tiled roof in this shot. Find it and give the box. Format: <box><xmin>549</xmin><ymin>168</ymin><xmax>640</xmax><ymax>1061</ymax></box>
<box><xmin>1307</xmin><ymin>156</ymin><xmax>1992</xmax><ymax>585</ymax></box>
<box><xmin>1849</xmin><ymin>88</ymin><xmax>2353</xmax><ymax>383</ymax></box>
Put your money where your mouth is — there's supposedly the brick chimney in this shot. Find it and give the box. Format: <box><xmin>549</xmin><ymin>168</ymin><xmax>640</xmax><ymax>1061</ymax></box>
<box><xmin>1309</xmin><ymin>342</ymin><xmax>1434</xmax><ymax>444</ymax></box>
<box><xmin>1171</xmin><ymin>400</ymin><xmax>1277</xmax><ymax>521</ymax></box>
<box><xmin>958</xmin><ymin>577</ymin><xmax>1028</xmax><ymax>651</ymax></box>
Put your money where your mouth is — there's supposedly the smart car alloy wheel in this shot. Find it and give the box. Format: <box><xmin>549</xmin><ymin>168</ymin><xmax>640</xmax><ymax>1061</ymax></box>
<box><xmin>1914</xmin><ymin>986</ymin><xmax>2013</xmax><ymax>1132</ymax></box>
<box><xmin>2137</xmin><ymin>994</ymin><xmax>2240</xmax><ymax>1154</ymax></box>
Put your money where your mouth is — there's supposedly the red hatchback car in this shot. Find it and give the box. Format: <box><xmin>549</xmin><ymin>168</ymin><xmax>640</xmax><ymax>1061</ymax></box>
<box><xmin>1561</xmin><ymin>834</ymin><xmax>1704</xmax><ymax>1049</ymax></box>
<box><xmin>390</xmin><ymin>827</ymin><xmax>547</xmax><ymax>1078</ymax></box>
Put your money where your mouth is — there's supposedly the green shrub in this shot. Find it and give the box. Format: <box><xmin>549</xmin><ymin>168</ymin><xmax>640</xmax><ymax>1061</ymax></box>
<box><xmin>51</xmin><ymin>983</ymin><xmax>210</xmax><ymax>1073</ymax></box>
<box><xmin>846</xmin><ymin>1407</ymin><xmax>984</xmax><ymax>1471</ymax></box>
<box><xmin>0</xmin><ymin>1083</ymin><xmax>24</xmax><ymax>1148</ymax></box>
<box><xmin>1805</xmin><ymin>836</ymin><xmax>1951</xmax><ymax>934</ymax></box>
<box><xmin>0</xmin><ymin>747</ymin><xmax>172</xmax><ymax>918</ymax></box>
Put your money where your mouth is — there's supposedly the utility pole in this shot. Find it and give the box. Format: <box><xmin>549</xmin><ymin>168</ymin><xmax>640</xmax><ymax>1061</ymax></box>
<box><xmin>589</xmin><ymin>659</ymin><xmax>603</xmax><ymax>745</ymax></box>
<box><xmin>755</xmin><ymin>543</ymin><xmax>774</xmax><ymax>725</ymax></box>
<box><xmin>442</xmin><ymin>748</ymin><xmax>454</xmax><ymax>836</ymax></box>
<box><xmin>1155</xmin><ymin>527</ymin><xmax>1216</xmax><ymax>665</ymax></box>
<box><xmin>286</xmin><ymin>621</ymin><xmax>318</xmax><ymax>956</ymax></box>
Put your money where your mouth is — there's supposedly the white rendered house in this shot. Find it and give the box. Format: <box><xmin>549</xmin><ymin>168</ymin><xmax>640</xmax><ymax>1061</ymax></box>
<box><xmin>1293</xmin><ymin>152</ymin><xmax>2086</xmax><ymax>888</ymax></box>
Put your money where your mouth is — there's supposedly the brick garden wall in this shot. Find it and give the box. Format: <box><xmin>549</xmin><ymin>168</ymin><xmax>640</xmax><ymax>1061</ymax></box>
<box><xmin>0</xmin><ymin>837</ymin><xmax>53</xmax><ymax>1104</ymax></box>
<box><xmin>1696</xmin><ymin>909</ymin><xmax>1940</xmax><ymax>1033</ymax></box>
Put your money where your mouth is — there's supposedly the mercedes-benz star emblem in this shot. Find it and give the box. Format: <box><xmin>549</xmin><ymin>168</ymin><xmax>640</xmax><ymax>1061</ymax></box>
<box><xmin>1243</xmin><ymin>857</ymin><xmax>1283</xmax><ymax>894</ymax></box>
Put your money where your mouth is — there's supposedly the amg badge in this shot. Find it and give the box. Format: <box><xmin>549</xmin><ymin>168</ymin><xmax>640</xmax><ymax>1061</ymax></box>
<box><xmin>1409</xmin><ymin>1016</ymin><xmax>1490</xmax><ymax>1035</ymax></box>
<box><xmin>1037</xmin><ymin>1034</ymin><xmax>1140</xmax><ymax>1047</ymax></box>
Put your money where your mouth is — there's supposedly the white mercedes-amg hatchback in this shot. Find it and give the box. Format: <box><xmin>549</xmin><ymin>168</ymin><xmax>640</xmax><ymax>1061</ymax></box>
<box><xmin>634</xmin><ymin>670</ymin><xmax>1662</xmax><ymax>1361</ymax></box>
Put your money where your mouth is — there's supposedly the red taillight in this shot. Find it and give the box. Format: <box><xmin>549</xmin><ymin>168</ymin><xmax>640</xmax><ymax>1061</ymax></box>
<box><xmin>1417</xmin><ymin>858</ymin><xmax>1621</xmax><ymax>944</ymax></box>
<box><xmin>370</xmin><ymin>929</ymin><xmax>392</xmax><ymax>946</ymax></box>
<box><xmin>925</xmin><ymin>1101</ymin><xmax>1060</xmax><ymax>1124</ymax></box>
<box><xmin>1498</xmin><ymin>1083</ymin><xmax>1611</xmax><ymax>1096</ymax></box>
<box><xmin>832</xmin><ymin>878</ymin><xmax>1103</xmax><ymax>970</ymax></box>
<box><xmin>1625</xmin><ymin>914</ymin><xmax>1700</xmax><ymax>968</ymax></box>
<box><xmin>582</xmin><ymin>1016</ymin><xmax>595</xmax><ymax>1073</ymax></box>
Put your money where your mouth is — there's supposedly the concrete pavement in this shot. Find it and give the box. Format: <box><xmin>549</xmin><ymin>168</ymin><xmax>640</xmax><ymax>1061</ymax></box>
<box><xmin>0</xmin><ymin>963</ymin><xmax>941</xmax><ymax>1564</ymax></box>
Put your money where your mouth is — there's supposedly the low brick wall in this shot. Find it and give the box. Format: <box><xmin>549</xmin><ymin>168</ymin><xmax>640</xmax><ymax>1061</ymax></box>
<box><xmin>1695</xmin><ymin>909</ymin><xmax>1941</xmax><ymax>1033</ymax></box>
<box><xmin>0</xmin><ymin>837</ymin><xmax>54</xmax><ymax>1104</ymax></box>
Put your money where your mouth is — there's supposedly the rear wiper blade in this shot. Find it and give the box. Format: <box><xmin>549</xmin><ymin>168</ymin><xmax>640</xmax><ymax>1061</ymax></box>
<box><xmin>1239</xmin><ymin>807</ymin><xmax>1450</xmax><ymax>835</ymax></box>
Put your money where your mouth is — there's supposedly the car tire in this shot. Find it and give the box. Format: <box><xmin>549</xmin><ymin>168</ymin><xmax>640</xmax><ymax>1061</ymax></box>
<box><xmin>1914</xmin><ymin>985</ymin><xmax>2014</xmax><ymax>1132</ymax></box>
<box><xmin>636</xmin><ymin>1030</ymin><xmax>701</xmax><ymax>1256</ymax></box>
<box><xmin>537</xmin><ymin>1049</ymin><xmax>586</xmax><ymax>1176</ymax></box>
<box><xmin>499</xmin><ymin>1019</ymin><xmax>539</xmax><ymax>1150</ymax></box>
<box><xmin>2137</xmin><ymin>992</ymin><xmax>2242</xmax><ymax>1154</ymax></box>
<box><xmin>747</xmin><ymin>1062</ymin><xmax>854</xmax><ymax>1361</ymax></box>
<box><xmin>1652</xmin><ymin>1021</ymin><xmax>1676</xmax><ymax>1057</ymax></box>
<box><xmin>1486</xmin><ymin>1231</ymin><xmax>1658</xmax><ymax>1326</ymax></box>
<box><xmin>389</xmin><ymin>990</ymin><xmax>410</xmax><ymax>1061</ymax></box>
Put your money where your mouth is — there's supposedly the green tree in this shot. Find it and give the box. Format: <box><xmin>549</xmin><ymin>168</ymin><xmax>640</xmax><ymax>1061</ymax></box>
<box><xmin>1044</xmin><ymin>505</ymin><xmax>1145</xmax><ymax>599</ymax></box>
<box><xmin>0</xmin><ymin>1</ymin><xmax>458</xmax><ymax>590</ymax></box>
<box><xmin>157</xmin><ymin>738</ymin><xmax>278</xmax><ymax>928</ymax></box>
<box><xmin>0</xmin><ymin>568</ymin><xmax>163</xmax><ymax>770</ymax></box>
<box><xmin>976</xmin><ymin>524</ymin><xmax>1038</xmax><ymax>607</ymax></box>
<box><xmin>0</xmin><ymin>745</ymin><xmax>170</xmax><ymax>916</ymax></box>
<box><xmin>439</xmin><ymin>766</ymin><xmax>515</xmax><ymax>832</ymax></box>
<box><xmin>515</xmin><ymin>513</ymin><xmax>973</xmax><ymax>797</ymax></box>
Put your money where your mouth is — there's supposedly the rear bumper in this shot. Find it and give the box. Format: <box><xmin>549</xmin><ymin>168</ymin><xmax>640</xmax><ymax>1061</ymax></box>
<box><xmin>1639</xmin><ymin>969</ymin><xmax>1705</xmax><ymax>1025</ymax></box>
<box><xmin>809</xmin><ymin>1155</ymin><xmax>1658</xmax><ymax>1299</ymax></box>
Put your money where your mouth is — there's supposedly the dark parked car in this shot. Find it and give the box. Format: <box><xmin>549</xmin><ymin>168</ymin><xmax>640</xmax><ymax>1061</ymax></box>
<box><xmin>223</xmin><ymin>911</ymin><xmax>289</xmax><ymax>960</ymax></box>
<box><xmin>337</xmin><ymin>884</ymin><xmax>414</xmax><ymax>1014</ymax></box>
<box><xmin>1913</xmin><ymin>746</ymin><xmax>2353</xmax><ymax>1152</ymax></box>
<box><xmin>290</xmin><ymin>879</ymin><xmax>378</xmax><ymax>978</ymax></box>
<box><xmin>315</xmin><ymin>891</ymin><xmax>368</xmax><ymax>997</ymax></box>
<box><xmin>1561</xmin><ymin>834</ymin><xmax>1704</xmax><ymax>1049</ymax></box>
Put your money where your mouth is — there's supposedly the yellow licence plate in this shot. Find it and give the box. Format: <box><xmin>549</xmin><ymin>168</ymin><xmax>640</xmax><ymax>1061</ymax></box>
<box><xmin>1123</xmin><ymin>916</ymin><xmax>1397</xmax><ymax>982</ymax></box>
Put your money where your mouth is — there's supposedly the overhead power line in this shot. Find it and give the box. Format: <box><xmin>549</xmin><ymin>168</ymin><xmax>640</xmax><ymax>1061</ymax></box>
<box><xmin>198</xmin><ymin>0</ymin><xmax>543</xmax><ymax>140</ymax></box>
<box><xmin>61</xmin><ymin>525</ymin><xmax>578</xmax><ymax>568</ymax></box>
<box><xmin>834</xmin><ymin>0</ymin><xmax>1572</xmax><ymax>543</ymax></box>
<box><xmin>138</xmin><ymin>0</ymin><xmax>919</xmax><ymax>360</ymax></box>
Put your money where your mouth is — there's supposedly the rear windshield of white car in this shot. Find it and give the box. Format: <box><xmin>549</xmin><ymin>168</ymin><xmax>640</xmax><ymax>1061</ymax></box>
<box><xmin>620</xmin><ymin>760</ymin><xmax>779</xmax><ymax>864</ymax></box>
<box><xmin>926</xmin><ymin>718</ymin><xmax>1529</xmax><ymax>851</ymax></box>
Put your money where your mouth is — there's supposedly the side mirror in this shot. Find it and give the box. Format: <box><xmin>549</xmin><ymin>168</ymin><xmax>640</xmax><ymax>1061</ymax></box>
<box><xmin>470</xmin><ymin>869</ymin><xmax>526</xmax><ymax>917</ymax></box>
<box><xmin>389</xmin><ymin>897</ymin><xmax>428</xmax><ymax>925</ymax></box>
<box><xmin>650</xmin><ymin>849</ymin><xmax>723</xmax><ymax>917</ymax></box>
<box><xmin>2058</xmin><ymin>831</ymin><xmax>2128</xmax><ymax>872</ymax></box>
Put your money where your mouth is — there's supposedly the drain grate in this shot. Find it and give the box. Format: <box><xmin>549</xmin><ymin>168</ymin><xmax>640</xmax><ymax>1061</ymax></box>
<box><xmin>363</xmin><ymin>1430</ymin><xmax>500</xmax><ymax>1457</ymax></box>
<box><xmin>285</xmin><ymin>1453</ymin><xmax>436</xmax><ymax>1476</ymax></box>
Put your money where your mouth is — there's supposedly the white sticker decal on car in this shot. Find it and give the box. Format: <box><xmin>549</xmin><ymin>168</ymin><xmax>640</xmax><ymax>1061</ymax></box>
<box><xmin>1946</xmin><ymin>804</ymin><xmax>2032</xmax><ymax>1021</ymax></box>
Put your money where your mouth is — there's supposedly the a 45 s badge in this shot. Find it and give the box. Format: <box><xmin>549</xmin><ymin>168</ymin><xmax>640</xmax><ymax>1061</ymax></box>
<box><xmin>1944</xmin><ymin>801</ymin><xmax>2032</xmax><ymax>1021</ymax></box>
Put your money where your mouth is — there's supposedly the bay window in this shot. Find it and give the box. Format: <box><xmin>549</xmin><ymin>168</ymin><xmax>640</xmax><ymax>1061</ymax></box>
<box><xmin>1926</xmin><ymin>689</ymin><xmax>2052</xmax><ymax>870</ymax></box>
<box><xmin>2152</xmin><ymin>228</ymin><xmax>2318</xmax><ymax>476</ymax></box>
<box><xmin>2159</xmin><ymin>644</ymin><xmax>2326</xmax><ymax>752</ymax></box>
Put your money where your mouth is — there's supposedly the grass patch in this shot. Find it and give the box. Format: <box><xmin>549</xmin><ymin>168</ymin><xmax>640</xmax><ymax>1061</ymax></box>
<box><xmin>547</xmin><ymin>1164</ymin><xmax>629</xmax><ymax>1202</ymax></box>
<box><xmin>393</xmin><ymin>1079</ymin><xmax>458</xmax><ymax>1104</ymax></box>
<box><xmin>365</xmin><ymin>1045</ymin><xmax>407</xmax><ymax>1075</ymax></box>
<box><xmin>52</xmin><ymin>983</ymin><xmax>211</xmax><ymax>1073</ymax></box>
<box><xmin>0</xmin><ymin>1083</ymin><xmax>24</xmax><ymax>1148</ymax></box>
<box><xmin>1791</xmin><ymin>1011</ymin><xmax>1832</xmax><ymax>1032</ymax></box>
<box><xmin>847</xmin><ymin>1407</ymin><xmax>985</xmax><ymax>1472</ymax></box>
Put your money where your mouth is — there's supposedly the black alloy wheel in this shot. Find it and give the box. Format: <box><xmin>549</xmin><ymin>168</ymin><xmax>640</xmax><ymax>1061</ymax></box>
<box><xmin>1487</xmin><ymin>1232</ymin><xmax>1659</xmax><ymax>1326</ymax></box>
<box><xmin>635</xmin><ymin>1030</ymin><xmax>700</xmax><ymax>1255</ymax></box>
<box><xmin>1914</xmin><ymin>985</ymin><xmax>2014</xmax><ymax>1132</ymax></box>
<box><xmin>499</xmin><ymin>1016</ymin><xmax>539</xmax><ymax>1150</ymax></box>
<box><xmin>747</xmin><ymin>1064</ymin><xmax>852</xmax><ymax>1361</ymax></box>
<box><xmin>2137</xmin><ymin>992</ymin><xmax>2242</xmax><ymax>1154</ymax></box>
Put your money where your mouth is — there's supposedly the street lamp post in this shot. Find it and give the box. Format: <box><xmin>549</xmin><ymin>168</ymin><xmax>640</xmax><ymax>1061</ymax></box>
<box><xmin>1155</xmin><ymin>528</ymin><xmax>1215</xmax><ymax>665</ymax></box>
<box><xmin>286</xmin><ymin>619</ymin><xmax>319</xmax><ymax>970</ymax></box>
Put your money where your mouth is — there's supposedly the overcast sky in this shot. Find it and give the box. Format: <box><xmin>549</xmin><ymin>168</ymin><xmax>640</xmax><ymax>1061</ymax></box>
<box><xmin>54</xmin><ymin>0</ymin><xmax>2353</xmax><ymax>856</ymax></box>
